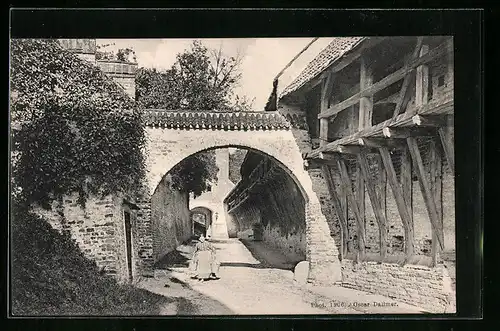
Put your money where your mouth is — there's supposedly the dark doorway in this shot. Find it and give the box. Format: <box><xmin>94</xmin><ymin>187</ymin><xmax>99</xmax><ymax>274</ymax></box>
<box><xmin>190</xmin><ymin>207</ymin><xmax>213</xmax><ymax>237</ymax></box>
<box><xmin>124</xmin><ymin>211</ymin><xmax>133</xmax><ymax>282</ymax></box>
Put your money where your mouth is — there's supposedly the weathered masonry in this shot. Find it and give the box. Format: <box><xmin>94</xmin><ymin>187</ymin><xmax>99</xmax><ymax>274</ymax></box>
<box><xmin>272</xmin><ymin>36</ymin><xmax>455</xmax><ymax>312</ymax></box>
<box><xmin>224</xmin><ymin>151</ymin><xmax>307</xmax><ymax>263</ymax></box>
<box><xmin>29</xmin><ymin>38</ymin><xmax>455</xmax><ymax>313</ymax></box>
<box><xmin>139</xmin><ymin>110</ymin><xmax>342</xmax><ymax>285</ymax></box>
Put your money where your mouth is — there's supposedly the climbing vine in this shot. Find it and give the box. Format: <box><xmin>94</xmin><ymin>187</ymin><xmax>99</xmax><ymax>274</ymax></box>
<box><xmin>10</xmin><ymin>39</ymin><xmax>146</xmax><ymax>208</ymax></box>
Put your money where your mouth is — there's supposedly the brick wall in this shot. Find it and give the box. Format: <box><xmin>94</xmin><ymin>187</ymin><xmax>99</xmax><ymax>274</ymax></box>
<box><xmin>32</xmin><ymin>192</ymin><xmax>140</xmax><ymax>282</ymax></box>
<box><xmin>135</xmin><ymin>200</ymin><xmax>154</xmax><ymax>273</ymax></box>
<box><xmin>150</xmin><ymin>174</ymin><xmax>191</xmax><ymax>263</ymax></box>
<box><xmin>96</xmin><ymin>61</ymin><xmax>137</xmax><ymax>100</ymax></box>
<box><xmin>341</xmin><ymin>259</ymin><xmax>455</xmax><ymax>313</ymax></box>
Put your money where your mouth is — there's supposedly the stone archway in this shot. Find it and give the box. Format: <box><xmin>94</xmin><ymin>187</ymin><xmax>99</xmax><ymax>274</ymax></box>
<box><xmin>190</xmin><ymin>206</ymin><xmax>213</xmax><ymax>237</ymax></box>
<box><xmin>140</xmin><ymin>110</ymin><xmax>341</xmax><ymax>285</ymax></box>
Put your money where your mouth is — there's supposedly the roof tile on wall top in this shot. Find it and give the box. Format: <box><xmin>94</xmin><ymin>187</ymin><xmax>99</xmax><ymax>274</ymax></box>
<box><xmin>280</xmin><ymin>37</ymin><xmax>367</xmax><ymax>98</ymax></box>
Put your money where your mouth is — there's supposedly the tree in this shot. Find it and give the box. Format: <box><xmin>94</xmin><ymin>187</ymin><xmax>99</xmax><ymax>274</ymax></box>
<box><xmin>135</xmin><ymin>40</ymin><xmax>253</xmax><ymax>197</ymax></box>
<box><xmin>136</xmin><ymin>40</ymin><xmax>250</xmax><ymax>111</ymax></box>
<box><xmin>95</xmin><ymin>43</ymin><xmax>137</xmax><ymax>63</ymax></box>
<box><xmin>10</xmin><ymin>39</ymin><xmax>145</xmax><ymax>208</ymax></box>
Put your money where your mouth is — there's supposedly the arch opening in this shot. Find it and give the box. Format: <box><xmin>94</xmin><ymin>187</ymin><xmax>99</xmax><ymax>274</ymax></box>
<box><xmin>143</xmin><ymin>128</ymin><xmax>342</xmax><ymax>285</ymax></box>
<box><xmin>190</xmin><ymin>206</ymin><xmax>213</xmax><ymax>238</ymax></box>
<box><xmin>151</xmin><ymin>144</ymin><xmax>309</xmax><ymax>203</ymax></box>
<box><xmin>149</xmin><ymin>145</ymin><xmax>309</xmax><ymax>270</ymax></box>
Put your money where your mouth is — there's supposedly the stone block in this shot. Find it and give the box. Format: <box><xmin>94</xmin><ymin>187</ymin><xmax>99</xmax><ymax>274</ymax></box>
<box><xmin>294</xmin><ymin>261</ymin><xmax>310</xmax><ymax>285</ymax></box>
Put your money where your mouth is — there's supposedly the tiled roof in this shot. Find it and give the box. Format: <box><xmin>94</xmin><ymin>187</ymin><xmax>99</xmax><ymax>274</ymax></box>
<box><xmin>279</xmin><ymin>37</ymin><xmax>367</xmax><ymax>98</ymax></box>
<box><xmin>143</xmin><ymin>110</ymin><xmax>291</xmax><ymax>131</ymax></box>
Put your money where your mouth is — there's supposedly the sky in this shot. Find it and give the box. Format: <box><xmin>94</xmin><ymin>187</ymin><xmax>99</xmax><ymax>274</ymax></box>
<box><xmin>97</xmin><ymin>38</ymin><xmax>333</xmax><ymax>111</ymax></box>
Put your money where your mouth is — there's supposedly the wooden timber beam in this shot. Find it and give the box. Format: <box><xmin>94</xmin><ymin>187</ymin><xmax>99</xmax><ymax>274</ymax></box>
<box><xmin>379</xmin><ymin>147</ymin><xmax>415</xmax><ymax>259</ymax></box>
<box><xmin>382</xmin><ymin>126</ymin><xmax>438</xmax><ymax>139</ymax></box>
<box><xmin>359</xmin><ymin>55</ymin><xmax>374</xmax><ymax>130</ymax></box>
<box><xmin>318</xmin><ymin>151</ymin><xmax>338</xmax><ymax>164</ymax></box>
<box><xmin>413</xmin><ymin>43</ymin><xmax>430</xmax><ymax>115</ymax></box>
<box><xmin>336</xmin><ymin>144</ymin><xmax>378</xmax><ymax>155</ymax></box>
<box><xmin>319</xmin><ymin>40</ymin><xmax>451</xmax><ymax>119</ymax></box>
<box><xmin>357</xmin><ymin>151</ymin><xmax>388</xmax><ymax>259</ymax></box>
<box><xmin>321</xmin><ymin>72</ymin><xmax>335</xmax><ymax>111</ymax></box>
<box><xmin>400</xmin><ymin>146</ymin><xmax>413</xmax><ymax>244</ymax></box>
<box><xmin>319</xmin><ymin>72</ymin><xmax>335</xmax><ymax>146</ymax></box>
<box><xmin>358</xmin><ymin>137</ymin><xmax>407</xmax><ymax>150</ymax></box>
<box><xmin>392</xmin><ymin>37</ymin><xmax>424</xmax><ymax>119</ymax></box>
<box><xmin>438</xmin><ymin>127</ymin><xmax>455</xmax><ymax>173</ymax></box>
<box><xmin>356</xmin><ymin>161</ymin><xmax>365</xmax><ymax>254</ymax></box>
<box><xmin>336</xmin><ymin>156</ymin><xmax>366</xmax><ymax>259</ymax></box>
<box><xmin>406</xmin><ymin>137</ymin><xmax>445</xmax><ymax>250</ymax></box>
<box><xmin>412</xmin><ymin>114</ymin><xmax>451</xmax><ymax>127</ymax></box>
<box><xmin>322</xmin><ymin>164</ymin><xmax>349</xmax><ymax>259</ymax></box>
<box><xmin>429</xmin><ymin>139</ymin><xmax>443</xmax><ymax>266</ymax></box>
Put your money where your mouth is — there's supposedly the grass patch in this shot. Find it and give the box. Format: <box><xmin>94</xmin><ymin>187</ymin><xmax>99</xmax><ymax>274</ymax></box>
<box><xmin>10</xmin><ymin>207</ymin><xmax>173</xmax><ymax>316</ymax></box>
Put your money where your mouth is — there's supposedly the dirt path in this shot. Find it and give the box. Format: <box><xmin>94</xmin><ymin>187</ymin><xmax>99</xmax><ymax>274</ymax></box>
<box><xmin>138</xmin><ymin>238</ymin><xmax>424</xmax><ymax>315</ymax></box>
<box><xmin>138</xmin><ymin>276</ymin><xmax>233</xmax><ymax>315</ymax></box>
<box><xmin>165</xmin><ymin>238</ymin><xmax>332</xmax><ymax>315</ymax></box>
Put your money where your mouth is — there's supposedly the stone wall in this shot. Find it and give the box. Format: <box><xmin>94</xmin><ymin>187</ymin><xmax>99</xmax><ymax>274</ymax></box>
<box><xmin>341</xmin><ymin>259</ymin><xmax>455</xmax><ymax>313</ymax></box>
<box><xmin>150</xmin><ymin>174</ymin><xmax>191</xmax><ymax>263</ymax></box>
<box><xmin>96</xmin><ymin>61</ymin><xmax>137</xmax><ymax>100</ymax></box>
<box><xmin>32</xmin><ymin>192</ymin><xmax>140</xmax><ymax>283</ymax></box>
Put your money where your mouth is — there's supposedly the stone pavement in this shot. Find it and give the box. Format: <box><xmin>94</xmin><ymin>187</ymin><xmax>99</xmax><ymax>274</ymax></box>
<box><xmin>154</xmin><ymin>238</ymin><xmax>425</xmax><ymax>315</ymax></box>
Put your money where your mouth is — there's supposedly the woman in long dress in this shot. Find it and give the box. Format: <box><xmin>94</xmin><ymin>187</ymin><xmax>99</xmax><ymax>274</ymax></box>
<box><xmin>191</xmin><ymin>235</ymin><xmax>220</xmax><ymax>281</ymax></box>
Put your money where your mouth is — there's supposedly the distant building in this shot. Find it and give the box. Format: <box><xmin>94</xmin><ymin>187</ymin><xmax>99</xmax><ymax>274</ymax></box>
<box><xmin>58</xmin><ymin>39</ymin><xmax>137</xmax><ymax>100</ymax></box>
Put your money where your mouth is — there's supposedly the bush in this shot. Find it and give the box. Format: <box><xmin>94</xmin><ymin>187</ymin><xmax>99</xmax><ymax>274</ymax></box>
<box><xmin>10</xmin><ymin>39</ymin><xmax>145</xmax><ymax>208</ymax></box>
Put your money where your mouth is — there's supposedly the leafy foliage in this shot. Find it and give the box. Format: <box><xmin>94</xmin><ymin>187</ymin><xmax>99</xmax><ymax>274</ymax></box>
<box><xmin>10</xmin><ymin>39</ymin><xmax>145</xmax><ymax>207</ymax></box>
<box><xmin>11</xmin><ymin>207</ymin><xmax>171</xmax><ymax>315</ymax></box>
<box><xmin>136</xmin><ymin>40</ymin><xmax>249</xmax><ymax>111</ymax></box>
<box><xmin>96</xmin><ymin>44</ymin><xmax>137</xmax><ymax>63</ymax></box>
<box><xmin>136</xmin><ymin>40</ymin><xmax>255</xmax><ymax>196</ymax></box>
<box><xmin>170</xmin><ymin>150</ymin><xmax>219</xmax><ymax>198</ymax></box>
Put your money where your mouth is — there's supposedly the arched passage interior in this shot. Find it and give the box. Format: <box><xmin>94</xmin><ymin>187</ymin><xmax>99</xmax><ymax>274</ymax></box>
<box><xmin>143</xmin><ymin>134</ymin><xmax>342</xmax><ymax>284</ymax></box>
<box><xmin>148</xmin><ymin>145</ymin><xmax>309</xmax><ymax>266</ymax></box>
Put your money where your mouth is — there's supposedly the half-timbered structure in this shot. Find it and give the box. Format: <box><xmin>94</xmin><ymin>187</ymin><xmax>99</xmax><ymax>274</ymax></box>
<box><xmin>259</xmin><ymin>36</ymin><xmax>455</xmax><ymax>312</ymax></box>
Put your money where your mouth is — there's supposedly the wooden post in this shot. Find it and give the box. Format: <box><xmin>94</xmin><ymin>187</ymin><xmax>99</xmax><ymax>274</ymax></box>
<box><xmin>336</xmin><ymin>157</ymin><xmax>366</xmax><ymax>259</ymax></box>
<box><xmin>359</xmin><ymin>56</ymin><xmax>373</xmax><ymax>130</ymax></box>
<box><xmin>322</xmin><ymin>164</ymin><xmax>349</xmax><ymax>258</ymax></box>
<box><xmin>438</xmin><ymin>127</ymin><xmax>455</xmax><ymax>174</ymax></box>
<box><xmin>356</xmin><ymin>163</ymin><xmax>365</xmax><ymax>248</ymax></box>
<box><xmin>400</xmin><ymin>146</ymin><xmax>414</xmax><ymax>250</ymax></box>
<box><xmin>406</xmin><ymin>137</ymin><xmax>445</xmax><ymax>250</ymax></box>
<box><xmin>320</xmin><ymin>73</ymin><xmax>334</xmax><ymax>146</ymax></box>
<box><xmin>429</xmin><ymin>139</ymin><xmax>443</xmax><ymax>266</ymax></box>
<box><xmin>320</xmin><ymin>118</ymin><xmax>329</xmax><ymax>147</ymax></box>
<box><xmin>379</xmin><ymin>147</ymin><xmax>415</xmax><ymax>259</ymax></box>
<box><xmin>415</xmin><ymin>44</ymin><xmax>430</xmax><ymax>111</ymax></box>
<box><xmin>394</xmin><ymin>37</ymin><xmax>424</xmax><ymax>118</ymax></box>
<box><xmin>357</xmin><ymin>152</ymin><xmax>388</xmax><ymax>259</ymax></box>
<box><xmin>377</xmin><ymin>154</ymin><xmax>387</xmax><ymax>256</ymax></box>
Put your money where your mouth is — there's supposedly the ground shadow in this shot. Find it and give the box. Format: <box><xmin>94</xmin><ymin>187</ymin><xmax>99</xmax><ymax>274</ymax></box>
<box><xmin>238</xmin><ymin>239</ymin><xmax>299</xmax><ymax>272</ymax></box>
<box><xmin>219</xmin><ymin>262</ymin><xmax>272</xmax><ymax>269</ymax></box>
<box><xmin>154</xmin><ymin>249</ymin><xmax>190</xmax><ymax>269</ymax></box>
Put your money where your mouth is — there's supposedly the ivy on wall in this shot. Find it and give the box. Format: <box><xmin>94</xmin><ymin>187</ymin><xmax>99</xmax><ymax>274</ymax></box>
<box><xmin>10</xmin><ymin>39</ymin><xmax>146</xmax><ymax>207</ymax></box>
